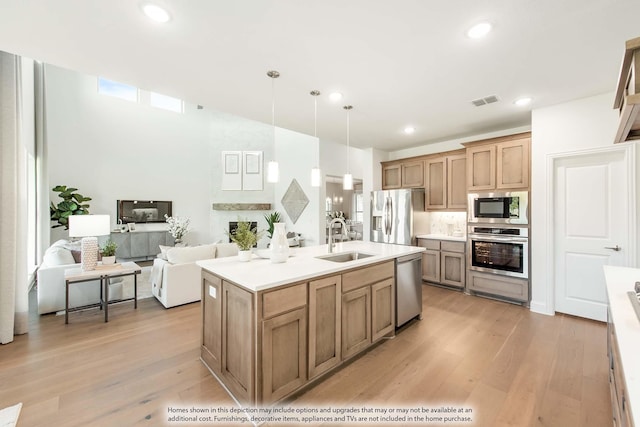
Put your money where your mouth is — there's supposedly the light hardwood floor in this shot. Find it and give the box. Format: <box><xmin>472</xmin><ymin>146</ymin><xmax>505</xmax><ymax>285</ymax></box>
<box><xmin>0</xmin><ymin>285</ymin><xmax>611</xmax><ymax>426</ymax></box>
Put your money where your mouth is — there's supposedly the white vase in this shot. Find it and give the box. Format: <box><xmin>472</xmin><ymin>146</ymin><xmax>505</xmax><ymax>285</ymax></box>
<box><xmin>238</xmin><ymin>250</ymin><xmax>252</xmax><ymax>262</ymax></box>
<box><xmin>102</xmin><ymin>256</ymin><xmax>116</xmax><ymax>265</ymax></box>
<box><xmin>269</xmin><ymin>223</ymin><xmax>289</xmax><ymax>263</ymax></box>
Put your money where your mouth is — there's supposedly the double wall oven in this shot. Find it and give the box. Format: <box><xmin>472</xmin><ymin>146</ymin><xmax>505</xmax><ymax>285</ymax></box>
<box><xmin>467</xmin><ymin>191</ymin><xmax>529</xmax><ymax>280</ymax></box>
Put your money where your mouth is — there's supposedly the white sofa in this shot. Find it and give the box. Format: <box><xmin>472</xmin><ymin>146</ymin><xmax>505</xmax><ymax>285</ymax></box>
<box><xmin>150</xmin><ymin>242</ymin><xmax>238</xmax><ymax>308</ymax></box>
<box><xmin>37</xmin><ymin>240</ymin><xmax>123</xmax><ymax>315</ymax></box>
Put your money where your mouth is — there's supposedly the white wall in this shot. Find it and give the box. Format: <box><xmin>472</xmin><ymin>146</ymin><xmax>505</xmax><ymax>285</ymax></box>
<box><xmin>530</xmin><ymin>92</ymin><xmax>639</xmax><ymax>315</ymax></box>
<box><xmin>209</xmin><ymin>111</ymin><xmax>275</xmax><ymax>245</ymax></box>
<box><xmin>45</xmin><ymin>64</ymin><xmax>214</xmax><ymax>245</ymax></box>
<box><xmin>273</xmin><ymin>128</ymin><xmax>321</xmax><ymax>246</ymax></box>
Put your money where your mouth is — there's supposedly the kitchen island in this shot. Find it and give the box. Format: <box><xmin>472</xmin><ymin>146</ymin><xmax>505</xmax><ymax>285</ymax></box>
<box><xmin>197</xmin><ymin>241</ymin><xmax>424</xmax><ymax>406</ymax></box>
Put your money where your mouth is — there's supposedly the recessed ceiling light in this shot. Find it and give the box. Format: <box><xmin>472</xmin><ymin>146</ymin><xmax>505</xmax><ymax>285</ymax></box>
<box><xmin>514</xmin><ymin>97</ymin><xmax>532</xmax><ymax>106</ymax></box>
<box><xmin>467</xmin><ymin>22</ymin><xmax>492</xmax><ymax>39</ymax></box>
<box><xmin>142</xmin><ymin>4</ymin><xmax>171</xmax><ymax>23</ymax></box>
<box><xmin>404</xmin><ymin>126</ymin><xmax>415</xmax><ymax>134</ymax></box>
<box><xmin>329</xmin><ymin>92</ymin><xmax>343</xmax><ymax>102</ymax></box>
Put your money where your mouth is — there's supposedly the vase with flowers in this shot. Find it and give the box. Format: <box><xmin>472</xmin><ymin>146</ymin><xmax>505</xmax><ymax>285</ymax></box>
<box><xmin>165</xmin><ymin>214</ymin><xmax>190</xmax><ymax>246</ymax></box>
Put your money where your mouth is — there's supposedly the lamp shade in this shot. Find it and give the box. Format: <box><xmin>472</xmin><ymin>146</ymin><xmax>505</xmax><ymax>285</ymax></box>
<box><xmin>311</xmin><ymin>167</ymin><xmax>322</xmax><ymax>187</ymax></box>
<box><xmin>343</xmin><ymin>173</ymin><xmax>354</xmax><ymax>190</ymax></box>
<box><xmin>69</xmin><ymin>215</ymin><xmax>110</xmax><ymax>237</ymax></box>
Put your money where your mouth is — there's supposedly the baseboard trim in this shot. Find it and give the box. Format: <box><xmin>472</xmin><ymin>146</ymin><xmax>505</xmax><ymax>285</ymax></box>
<box><xmin>529</xmin><ymin>300</ymin><xmax>554</xmax><ymax>316</ymax></box>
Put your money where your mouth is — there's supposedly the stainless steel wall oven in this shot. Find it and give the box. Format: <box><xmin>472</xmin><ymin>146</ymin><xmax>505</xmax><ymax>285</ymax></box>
<box><xmin>467</xmin><ymin>226</ymin><xmax>529</xmax><ymax>279</ymax></box>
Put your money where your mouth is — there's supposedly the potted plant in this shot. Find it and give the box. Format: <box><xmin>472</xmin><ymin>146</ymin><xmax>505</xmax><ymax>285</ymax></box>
<box><xmin>164</xmin><ymin>214</ymin><xmax>190</xmax><ymax>246</ymax></box>
<box><xmin>264</xmin><ymin>211</ymin><xmax>282</xmax><ymax>239</ymax></box>
<box><xmin>49</xmin><ymin>185</ymin><xmax>92</xmax><ymax>229</ymax></box>
<box><xmin>227</xmin><ymin>219</ymin><xmax>263</xmax><ymax>262</ymax></box>
<box><xmin>100</xmin><ymin>239</ymin><xmax>117</xmax><ymax>265</ymax></box>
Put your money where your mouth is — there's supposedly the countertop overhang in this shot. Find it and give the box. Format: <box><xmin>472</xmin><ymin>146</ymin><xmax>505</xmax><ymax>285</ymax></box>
<box><xmin>197</xmin><ymin>241</ymin><xmax>425</xmax><ymax>292</ymax></box>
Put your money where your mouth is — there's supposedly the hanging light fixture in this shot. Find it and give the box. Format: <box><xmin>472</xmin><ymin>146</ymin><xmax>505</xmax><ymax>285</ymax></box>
<box><xmin>267</xmin><ymin>70</ymin><xmax>280</xmax><ymax>183</ymax></box>
<box><xmin>343</xmin><ymin>105</ymin><xmax>354</xmax><ymax>190</ymax></box>
<box><xmin>310</xmin><ymin>90</ymin><xmax>322</xmax><ymax>188</ymax></box>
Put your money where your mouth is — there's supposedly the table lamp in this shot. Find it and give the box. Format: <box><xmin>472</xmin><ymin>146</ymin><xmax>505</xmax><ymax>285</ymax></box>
<box><xmin>69</xmin><ymin>214</ymin><xmax>111</xmax><ymax>271</ymax></box>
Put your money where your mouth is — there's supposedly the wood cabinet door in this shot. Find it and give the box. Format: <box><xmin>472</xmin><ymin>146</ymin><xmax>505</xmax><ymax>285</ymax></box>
<box><xmin>425</xmin><ymin>157</ymin><xmax>447</xmax><ymax>209</ymax></box>
<box><xmin>422</xmin><ymin>249</ymin><xmax>440</xmax><ymax>283</ymax></box>
<box><xmin>341</xmin><ymin>287</ymin><xmax>371</xmax><ymax>360</ymax></box>
<box><xmin>382</xmin><ymin>164</ymin><xmax>401</xmax><ymax>189</ymax></box>
<box><xmin>447</xmin><ymin>154</ymin><xmax>467</xmax><ymax>209</ymax></box>
<box><xmin>467</xmin><ymin>145</ymin><xmax>496</xmax><ymax>191</ymax></box>
<box><xmin>440</xmin><ymin>251</ymin><xmax>465</xmax><ymax>288</ymax></box>
<box><xmin>222</xmin><ymin>281</ymin><xmax>254</xmax><ymax>404</ymax></box>
<box><xmin>401</xmin><ymin>160</ymin><xmax>424</xmax><ymax>188</ymax></box>
<box><xmin>308</xmin><ymin>275</ymin><xmax>342</xmax><ymax>379</ymax></box>
<box><xmin>202</xmin><ymin>272</ymin><xmax>222</xmax><ymax>374</ymax></box>
<box><xmin>371</xmin><ymin>278</ymin><xmax>395</xmax><ymax>342</ymax></box>
<box><xmin>496</xmin><ymin>138</ymin><xmax>530</xmax><ymax>189</ymax></box>
<box><xmin>262</xmin><ymin>307</ymin><xmax>307</xmax><ymax>404</ymax></box>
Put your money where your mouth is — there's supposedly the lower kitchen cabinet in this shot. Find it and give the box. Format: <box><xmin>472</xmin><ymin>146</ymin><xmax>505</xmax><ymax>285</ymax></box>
<box><xmin>201</xmin><ymin>272</ymin><xmax>222</xmax><ymax>374</ymax></box>
<box><xmin>308</xmin><ymin>275</ymin><xmax>342</xmax><ymax>379</ymax></box>
<box><xmin>342</xmin><ymin>286</ymin><xmax>371</xmax><ymax>359</ymax></box>
<box><xmin>201</xmin><ymin>259</ymin><xmax>397</xmax><ymax>405</ymax></box>
<box><xmin>262</xmin><ymin>307</ymin><xmax>307</xmax><ymax>403</ymax></box>
<box><xmin>221</xmin><ymin>281</ymin><xmax>254</xmax><ymax>404</ymax></box>
<box><xmin>418</xmin><ymin>238</ymin><xmax>465</xmax><ymax>289</ymax></box>
<box><xmin>466</xmin><ymin>270</ymin><xmax>529</xmax><ymax>303</ymax></box>
<box><xmin>608</xmin><ymin>309</ymin><xmax>635</xmax><ymax>427</ymax></box>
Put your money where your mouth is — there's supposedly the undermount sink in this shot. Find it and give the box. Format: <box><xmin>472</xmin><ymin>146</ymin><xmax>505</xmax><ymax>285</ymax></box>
<box><xmin>316</xmin><ymin>251</ymin><xmax>375</xmax><ymax>263</ymax></box>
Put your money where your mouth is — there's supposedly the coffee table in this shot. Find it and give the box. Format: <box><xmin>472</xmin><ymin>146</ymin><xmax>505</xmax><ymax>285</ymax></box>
<box><xmin>64</xmin><ymin>261</ymin><xmax>142</xmax><ymax>324</ymax></box>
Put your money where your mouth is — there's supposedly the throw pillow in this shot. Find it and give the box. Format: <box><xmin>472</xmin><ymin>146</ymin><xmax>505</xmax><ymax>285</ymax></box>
<box><xmin>215</xmin><ymin>243</ymin><xmax>239</xmax><ymax>258</ymax></box>
<box><xmin>43</xmin><ymin>246</ymin><xmax>76</xmax><ymax>266</ymax></box>
<box><xmin>70</xmin><ymin>250</ymin><xmax>82</xmax><ymax>264</ymax></box>
<box><xmin>158</xmin><ymin>245</ymin><xmax>171</xmax><ymax>261</ymax></box>
<box><xmin>166</xmin><ymin>244</ymin><xmax>216</xmax><ymax>264</ymax></box>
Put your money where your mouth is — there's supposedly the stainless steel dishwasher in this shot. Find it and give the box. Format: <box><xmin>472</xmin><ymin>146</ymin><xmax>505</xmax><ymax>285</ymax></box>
<box><xmin>395</xmin><ymin>253</ymin><xmax>423</xmax><ymax>327</ymax></box>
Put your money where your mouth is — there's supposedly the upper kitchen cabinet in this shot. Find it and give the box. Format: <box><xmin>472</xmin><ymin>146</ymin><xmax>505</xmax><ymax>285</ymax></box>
<box><xmin>613</xmin><ymin>36</ymin><xmax>640</xmax><ymax>144</ymax></box>
<box><xmin>464</xmin><ymin>132</ymin><xmax>530</xmax><ymax>191</ymax></box>
<box><xmin>425</xmin><ymin>149</ymin><xmax>466</xmax><ymax>210</ymax></box>
<box><xmin>381</xmin><ymin>160</ymin><xmax>424</xmax><ymax>189</ymax></box>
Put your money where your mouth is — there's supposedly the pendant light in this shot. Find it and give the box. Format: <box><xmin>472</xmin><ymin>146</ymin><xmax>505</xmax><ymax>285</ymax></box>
<box><xmin>343</xmin><ymin>105</ymin><xmax>354</xmax><ymax>190</ymax></box>
<box><xmin>267</xmin><ymin>70</ymin><xmax>280</xmax><ymax>183</ymax></box>
<box><xmin>310</xmin><ymin>90</ymin><xmax>322</xmax><ymax>187</ymax></box>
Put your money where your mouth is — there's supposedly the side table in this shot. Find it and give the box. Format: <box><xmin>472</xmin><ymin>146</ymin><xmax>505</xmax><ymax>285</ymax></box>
<box><xmin>64</xmin><ymin>262</ymin><xmax>142</xmax><ymax>324</ymax></box>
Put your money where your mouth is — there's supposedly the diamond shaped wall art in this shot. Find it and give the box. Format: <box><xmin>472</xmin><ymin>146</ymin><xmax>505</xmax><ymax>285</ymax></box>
<box><xmin>281</xmin><ymin>179</ymin><xmax>309</xmax><ymax>224</ymax></box>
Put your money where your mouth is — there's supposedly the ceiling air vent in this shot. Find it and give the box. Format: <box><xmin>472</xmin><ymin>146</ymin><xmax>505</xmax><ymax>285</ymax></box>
<box><xmin>471</xmin><ymin>95</ymin><xmax>500</xmax><ymax>107</ymax></box>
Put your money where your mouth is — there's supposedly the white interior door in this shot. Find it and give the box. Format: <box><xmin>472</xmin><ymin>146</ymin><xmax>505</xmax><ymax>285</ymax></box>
<box><xmin>553</xmin><ymin>147</ymin><xmax>633</xmax><ymax>321</ymax></box>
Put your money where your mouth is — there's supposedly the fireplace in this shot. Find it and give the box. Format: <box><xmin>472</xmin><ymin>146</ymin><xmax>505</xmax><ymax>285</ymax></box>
<box><xmin>228</xmin><ymin>221</ymin><xmax>258</xmax><ymax>246</ymax></box>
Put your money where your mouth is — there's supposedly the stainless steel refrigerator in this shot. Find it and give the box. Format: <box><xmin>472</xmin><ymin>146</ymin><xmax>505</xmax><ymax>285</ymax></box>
<box><xmin>370</xmin><ymin>188</ymin><xmax>427</xmax><ymax>245</ymax></box>
<box><xmin>370</xmin><ymin>188</ymin><xmax>427</xmax><ymax>327</ymax></box>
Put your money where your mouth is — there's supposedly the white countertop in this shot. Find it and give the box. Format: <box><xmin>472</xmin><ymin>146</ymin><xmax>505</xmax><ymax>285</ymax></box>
<box><xmin>416</xmin><ymin>234</ymin><xmax>466</xmax><ymax>242</ymax></box>
<box><xmin>603</xmin><ymin>265</ymin><xmax>640</xmax><ymax>426</ymax></box>
<box><xmin>197</xmin><ymin>241</ymin><xmax>425</xmax><ymax>292</ymax></box>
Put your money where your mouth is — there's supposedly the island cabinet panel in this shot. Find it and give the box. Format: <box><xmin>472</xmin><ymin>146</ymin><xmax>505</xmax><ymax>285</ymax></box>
<box><xmin>342</xmin><ymin>286</ymin><xmax>371</xmax><ymax>359</ymax></box>
<box><xmin>221</xmin><ymin>281</ymin><xmax>255</xmax><ymax>404</ymax></box>
<box><xmin>308</xmin><ymin>275</ymin><xmax>342</xmax><ymax>380</ymax></box>
<box><xmin>201</xmin><ymin>272</ymin><xmax>222</xmax><ymax>374</ymax></box>
<box><xmin>371</xmin><ymin>278</ymin><xmax>394</xmax><ymax>342</ymax></box>
<box><xmin>262</xmin><ymin>307</ymin><xmax>307</xmax><ymax>404</ymax></box>
<box><xmin>342</xmin><ymin>260</ymin><xmax>394</xmax><ymax>293</ymax></box>
<box><xmin>262</xmin><ymin>283</ymin><xmax>306</xmax><ymax>319</ymax></box>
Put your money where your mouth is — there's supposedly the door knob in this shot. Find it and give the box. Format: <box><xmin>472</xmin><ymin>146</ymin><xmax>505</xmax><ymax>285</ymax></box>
<box><xmin>604</xmin><ymin>245</ymin><xmax>622</xmax><ymax>251</ymax></box>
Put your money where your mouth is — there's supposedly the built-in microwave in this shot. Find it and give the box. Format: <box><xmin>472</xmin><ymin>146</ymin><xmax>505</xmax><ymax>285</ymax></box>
<box><xmin>468</xmin><ymin>191</ymin><xmax>528</xmax><ymax>225</ymax></box>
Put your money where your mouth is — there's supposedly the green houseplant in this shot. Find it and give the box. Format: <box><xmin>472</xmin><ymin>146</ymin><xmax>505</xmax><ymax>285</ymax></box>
<box><xmin>227</xmin><ymin>220</ymin><xmax>263</xmax><ymax>262</ymax></box>
<box><xmin>264</xmin><ymin>211</ymin><xmax>282</xmax><ymax>239</ymax></box>
<box><xmin>100</xmin><ymin>239</ymin><xmax>117</xmax><ymax>265</ymax></box>
<box><xmin>50</xmin><ymin>185</ymin><xmax>92</xmax><ymax>229</ymax></box>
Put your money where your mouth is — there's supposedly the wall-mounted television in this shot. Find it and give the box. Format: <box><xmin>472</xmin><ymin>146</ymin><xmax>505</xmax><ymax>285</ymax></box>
<box><xmin>117</xmin><ymin>200</ymin><xmax>172</xmax><ymax>224</ymax></box>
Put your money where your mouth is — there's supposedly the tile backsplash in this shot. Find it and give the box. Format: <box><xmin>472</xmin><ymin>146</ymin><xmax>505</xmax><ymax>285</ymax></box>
<box><xmin>429</xmin><ymin>211</ymin><xmax>467</xmax><ymax>236</ymax></box>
